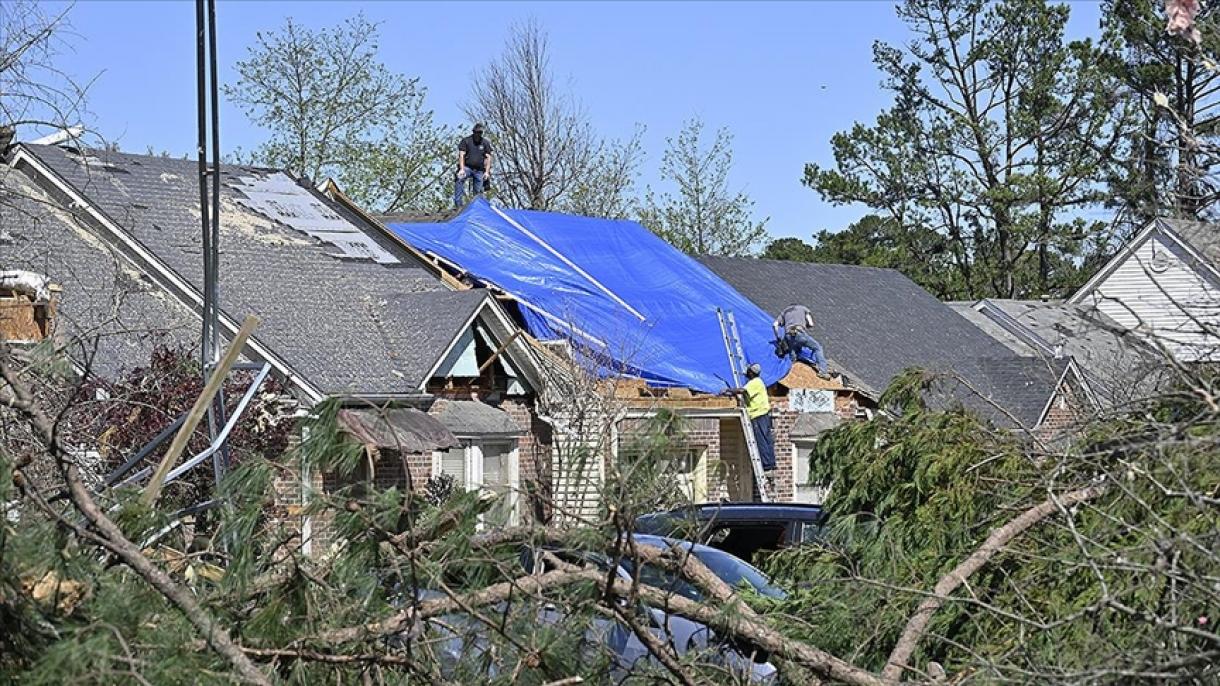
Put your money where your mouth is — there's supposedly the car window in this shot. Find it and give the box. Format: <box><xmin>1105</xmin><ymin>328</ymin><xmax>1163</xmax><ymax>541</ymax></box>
<box><xmin>621</xmin><ymin>561</ymin><xmax>703</xmax><ymax>603</ymax></box>
<box><xmin>799</xmin><ymin>521</ymin><xmax>826</xmax><ymax>544</ymax></box>
<box><xmin>690</xmin><ymin>546</ymin><xmax>786</xmax><ymax>599</ymax></box>
<box><xmin>705</xmin><ymin>523</ymin><xmax>787</xmax><ymax>562</ymax></box>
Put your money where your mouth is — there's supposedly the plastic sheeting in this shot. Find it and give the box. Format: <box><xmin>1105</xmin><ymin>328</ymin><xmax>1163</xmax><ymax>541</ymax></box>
<box><xmin>388</xmin><ymin>199</ymin><xmax>790</xmax><ymax>392</ymax></box>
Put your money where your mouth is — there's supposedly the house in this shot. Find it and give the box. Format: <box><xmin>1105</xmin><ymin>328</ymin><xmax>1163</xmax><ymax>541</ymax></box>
<box><xmin>0</xmin><ymin>144</ymin><xmax>551</xmax><ymax>548</ymax></box>
<box><xmin>699</xmin><ymin>257</ymin><xmax>1096</xmax><ymax>448</ymax></box>
<box><xmin>949</xmin><ymin>298</ymin><xmax>1166</xmax><ymax>409</ymax></box>
<box><xmin>1069</xmin><ymin>218</ymin><xmax>1220</xmax><ymax>362</ymax></box>
<box><xmin>325</xmin><ymin>197</ymin><xmax>843</xmax><ymax>511</ymax></box>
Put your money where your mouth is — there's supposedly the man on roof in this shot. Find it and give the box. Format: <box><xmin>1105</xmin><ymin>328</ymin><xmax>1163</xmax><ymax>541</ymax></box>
<box><xmin>724</xmin><ymin>363</ymin><xmax>777</xmax><ymax>473</ymax></box>
<box><xmin>773</xmin><ymin>303</ymin><xmax>832</xmax><ymax>379</ymax></box>
<box><xmin>454</xmin><ymin>122</ymin><xmax>493</xmax><ymax>207</ymax></box>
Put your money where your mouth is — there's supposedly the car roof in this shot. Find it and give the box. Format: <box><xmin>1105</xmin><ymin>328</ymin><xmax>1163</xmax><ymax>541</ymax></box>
<box><xmin>629</xmin><ymin>533</ymin><xmax>721</xmax><ymax>556</ymax></box>
<box><xmin>653</xmin><ymin>502</ymin><xmax>826</xmax><ymax>522</ymax></box>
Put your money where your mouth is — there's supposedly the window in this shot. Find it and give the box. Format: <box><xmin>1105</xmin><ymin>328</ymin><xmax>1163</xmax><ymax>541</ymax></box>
<box><xmin>706</xmin><ymin>523</ymin><xmax>788</xmax><ymax>563</ymax></box>
<box><xmin>793</xmin><ymin>443</ymin><xmax>827</xmax><ymax>504</ymax></box>
<box><xmin>618</xmin><ymin>444</ymin><xmax>707</xmax><ymax>502</ymax></box>
<box><xmin>435</xmin><ymin>439</ymin><xmax>519</xmax><ymax>526</ymax></box>
<box><xmin>479</xmin><ymin>441</ymin><xmax>515</xmax><ymax>527</ymax></box>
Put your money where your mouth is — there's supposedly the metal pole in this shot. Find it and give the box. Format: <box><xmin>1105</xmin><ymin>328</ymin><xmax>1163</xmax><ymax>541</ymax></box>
<box><xmin>194</xmin><ymin>0</ymin><xmax>212</xmax><ymax>372</ymax></box>
<box><xmin>205</xmin><ymin>0</ymin><xmax>231</xmax><ymax>478</ymax></box>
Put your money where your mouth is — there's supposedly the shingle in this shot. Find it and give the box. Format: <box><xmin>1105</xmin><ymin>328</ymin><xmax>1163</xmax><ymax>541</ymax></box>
<box><xmin>698</xmin><ymin>256</ymin><xmax>1063</xmax><ymax>429</ymax></box>
<box><xmin>17</xmin><ymin>145</ymin><xmax>483</xmax><ymax>394</ymax></box>
<box><xmin>950</xmin><ymin>299</ymin><xmax>1167</xmax><ymax>407</ymax></box>
<box><xmin>698</xmin><ymin>257</ymin><xmax>1017</xmax><ymax>395</ymax></box>
<box><xmin>0</xmin><ymin>166</ymin><xmax>198</xmax><ymax>379</ymax></box>
<box><xmin>928</xmin><ymin>356</ymin><xmax>1069</xmax><ymax>429</ymax></box>
<box><xmin>1161</xmin><ymin>218</ymin><xmax>1220</xmax><ymax>267</ymax></box>
<box><xmin>431</xmin><ymin>399</ymin><xmax>523</xmax><ymax>436</ymax></box>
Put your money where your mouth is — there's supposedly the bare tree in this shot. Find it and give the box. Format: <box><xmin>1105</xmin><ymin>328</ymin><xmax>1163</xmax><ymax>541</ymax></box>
<box><xmin>0</xmin><ymin>0</ymin><xmax>89</xmax><ymax>139</ymax></box>
<box><xmin>464</xmin><ymin>21</ymin><xmax>591</xmax><ymax>210</ymax></box>
<box><xmin>558</xmin><ymin>124</ymin><xmax>646</xmax><ymax>219</ymax></box>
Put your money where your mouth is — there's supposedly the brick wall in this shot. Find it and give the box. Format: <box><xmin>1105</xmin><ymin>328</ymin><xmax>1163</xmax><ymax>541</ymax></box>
<box><xmin>500</xmin><ymin>396</ymin><xmax>553</xmax><ymax>523</ymax></box>
<box><xmin>1035</xmin><ymin>377</ymin><xmax>1088</xmax><ymax>443</ymax></box>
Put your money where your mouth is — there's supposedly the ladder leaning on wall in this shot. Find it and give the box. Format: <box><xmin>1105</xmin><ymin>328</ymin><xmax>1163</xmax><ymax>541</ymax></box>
<box><xmin>715</xmin><ymin>308</ymin><xmax>772</xmax><ymax>503</ymax></box>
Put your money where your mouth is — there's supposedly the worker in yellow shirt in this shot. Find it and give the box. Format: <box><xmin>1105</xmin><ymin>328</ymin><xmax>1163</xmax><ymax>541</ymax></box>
<box><xmin>724</xmin><ymin>363</ymin><xmax>776</xmax><ymax>472</ymax></box>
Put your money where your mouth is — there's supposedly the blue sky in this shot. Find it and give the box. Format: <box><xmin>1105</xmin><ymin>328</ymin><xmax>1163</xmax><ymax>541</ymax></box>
<box><xmin>43</xmin><ymin>0</ymin><xmax>1103</xmax><ymax>241</ymax></box>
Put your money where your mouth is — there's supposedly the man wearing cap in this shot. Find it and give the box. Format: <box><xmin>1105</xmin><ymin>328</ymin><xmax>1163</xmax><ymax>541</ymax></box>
<box><xmin>725</xmin><ymin>363</ymin><xmax>777</xmax><ymax>472</ymax></box>
<box><xmin>454</xmin><ymin>123</ymin><xmax>493</xmax><ymax>207</ymax></box>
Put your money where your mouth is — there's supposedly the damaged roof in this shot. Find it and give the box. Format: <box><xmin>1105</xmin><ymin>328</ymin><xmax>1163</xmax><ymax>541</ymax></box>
<box><xmin>699</xmin><ymin>256</ymin><xmax>1072</xmax><ymax>429</ymax></box>
<box><xmin>9</xmin><ymin>144</ymin><xmax>495</xmax><ymax>396</ymax></box>
<box><xmin>949</xmin><ymin>299</ymin><xmax>1167</xmax><ymax>407</ymax></box>
<box><xmin>0</xmin><ymin>165</ymin><xmax>198</xmax><ymax>378</ymax></box>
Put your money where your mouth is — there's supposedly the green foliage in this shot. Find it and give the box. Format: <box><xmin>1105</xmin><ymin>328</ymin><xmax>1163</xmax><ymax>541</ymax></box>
<box><xmin>805</xmin><ymin>0</ymin><xmax>1128</xmax><ymax>299</ymax></box>
<box><xmin>1101</xmin><ymin>0</ymin><xmax>1220</xmax><ymax>221</ymax></box>
<box><xmin>558</xmin><ymin>125</ymin><xmax>647</xmax><ymax>219</ymax></box>
<box><xmin>640</xmin><ymin>117</ymin><xmax>769</xmax><ymax>256</ymax></box>
<box><xmin>765</xmin><ymin>373</ymin><xmax>1220</xmax><ymax>679</ymax></box>
<box><xmin>226</xmin><ymin>14</ymin><xmax>452</xmax><ymax>213</ymax></box>
<box><xmin>761</xmin><ymin>236</ymin><xmax>818</xmax><ymax>262</ymax></box>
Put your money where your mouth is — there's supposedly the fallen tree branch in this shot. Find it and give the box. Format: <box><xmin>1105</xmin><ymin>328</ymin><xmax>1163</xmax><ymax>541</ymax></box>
<box><xmin>609</xmin><ymin>601</ymin><xmax>698</xmax><ymax>686</ymax></box>
<box><xmin>1</xmin><ymin>343</ymin><xmax>271</xmax><ymax>685</ymax></box>
<box><xmin>881</xmin><ymin>483</ymin><xmax>1108</xmax><ymax>682</ymax></box>
<box><xmin>612</xmin><ymin>578</ymin><xmax>886</xmax><ymax>686</ymax></box>
<box><xmin>314</xmin><ymin>567</ymin><xmax>605</xmax><ymax>644</ymax></box>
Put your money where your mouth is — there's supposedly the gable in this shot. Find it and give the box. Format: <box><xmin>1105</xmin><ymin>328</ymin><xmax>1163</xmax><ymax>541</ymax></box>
<box><xmin>1075</xmin><ymin>227</ymin><xmax>1220</xmax><ymax>361</ymax></box>
<box><xmin>424</xmin><ymin>297</ymin><xmax>542</xmax><ymax>396</ymax></box>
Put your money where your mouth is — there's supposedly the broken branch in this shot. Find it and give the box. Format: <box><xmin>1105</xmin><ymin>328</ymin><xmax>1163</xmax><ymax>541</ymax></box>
<box><xmin>882</xmin><ymin>484</ymin><xmax>1108</xmax><ymax>681</ymax></box>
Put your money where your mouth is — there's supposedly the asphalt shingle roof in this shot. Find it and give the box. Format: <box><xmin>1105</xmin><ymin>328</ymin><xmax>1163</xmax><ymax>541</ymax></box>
<box><xmin>16</xmin><ymin>144</ymin><xmax>488</xmax><ymax>395</ymax></box>
<box><xmin>0</xmin><ymin>166</ymin><xmax>198</xmax><ymax>379</ymax></box>
<box><xmin>698</xmin><ymin>256</ymin><xmax>1064</xmax><ymax>429</ymax></box>
<box><xmin>928</xmin><ymin>356</ymin><xmax>1070</xmax><ymax>429</ymax></box>
<box><xmin>1161</xmin><ymin>218</ymin><xmax>1220</xmax><ymax>267</ymax></box>
<box><xmin>949</xmin><ymin>299</ymin><xmax>1166</xmax><ymax>407</ymax></box>
<box><xmin>431</xmin><ymin>399</ymin><xmax>524</xmax><ymax>436</ymax></box>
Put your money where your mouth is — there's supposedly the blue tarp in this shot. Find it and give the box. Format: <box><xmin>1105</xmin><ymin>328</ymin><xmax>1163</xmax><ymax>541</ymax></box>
<box><xmin>388</xmin><ymin>199</ymin><xmax>790</xmax><ymax>393</ymax></box>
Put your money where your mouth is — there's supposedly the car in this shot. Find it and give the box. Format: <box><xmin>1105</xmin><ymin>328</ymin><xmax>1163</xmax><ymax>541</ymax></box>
<box><xmin>634</xmin><ymin>502</ymin><xmax>827</xmax><ymax>563</ymax></box>
<box><xmin>524</xmin><ymin>533</ymin><xmax>784</xmax><ymax>683</ymax></box>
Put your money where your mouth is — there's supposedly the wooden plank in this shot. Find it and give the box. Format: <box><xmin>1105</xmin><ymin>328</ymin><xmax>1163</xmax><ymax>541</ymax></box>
<box><xmin>141</xmin><ymin>315</ymin><xmax>259</xmax><ymax>507</ymax></box>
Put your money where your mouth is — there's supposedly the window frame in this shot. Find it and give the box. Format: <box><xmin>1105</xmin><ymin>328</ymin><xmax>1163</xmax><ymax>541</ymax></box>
<box><xmin>433</xmin><ymin>438</ymin><xmax>520</xmax><ymax>525</ymax></box>
<box><xmin>792</xmin><ymin>441</ymin><xmax>827</xmax><ymax>504</ymax></box>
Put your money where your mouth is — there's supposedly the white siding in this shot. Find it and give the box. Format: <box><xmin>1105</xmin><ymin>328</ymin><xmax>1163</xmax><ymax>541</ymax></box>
<box><xmin>547</xmin><ymin>407</ymin><xmax>608</xmax><ymax>525</ymax></box>
<box><xmin>1085</xmin><ymin>232</ymin><xmax>1220</xmax><ymax>362</ymax></box>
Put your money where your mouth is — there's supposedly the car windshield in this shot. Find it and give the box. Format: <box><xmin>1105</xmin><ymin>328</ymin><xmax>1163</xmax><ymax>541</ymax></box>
<box><xmin>622</xmin><ymin>540</ymin><xmax>786</xmax><ymax>601</ymax></box>
<box><xmin>690</xmin><ymin>546</ymin><xmax>786</xmax><ymax>599</ymax></box>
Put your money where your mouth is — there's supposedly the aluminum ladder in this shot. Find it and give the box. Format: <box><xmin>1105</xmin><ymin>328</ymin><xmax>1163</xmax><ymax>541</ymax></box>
<box><xmin>716</xmin><ymin>308</ymin><xmax>771</xmax><ymax>502</ymax></box>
